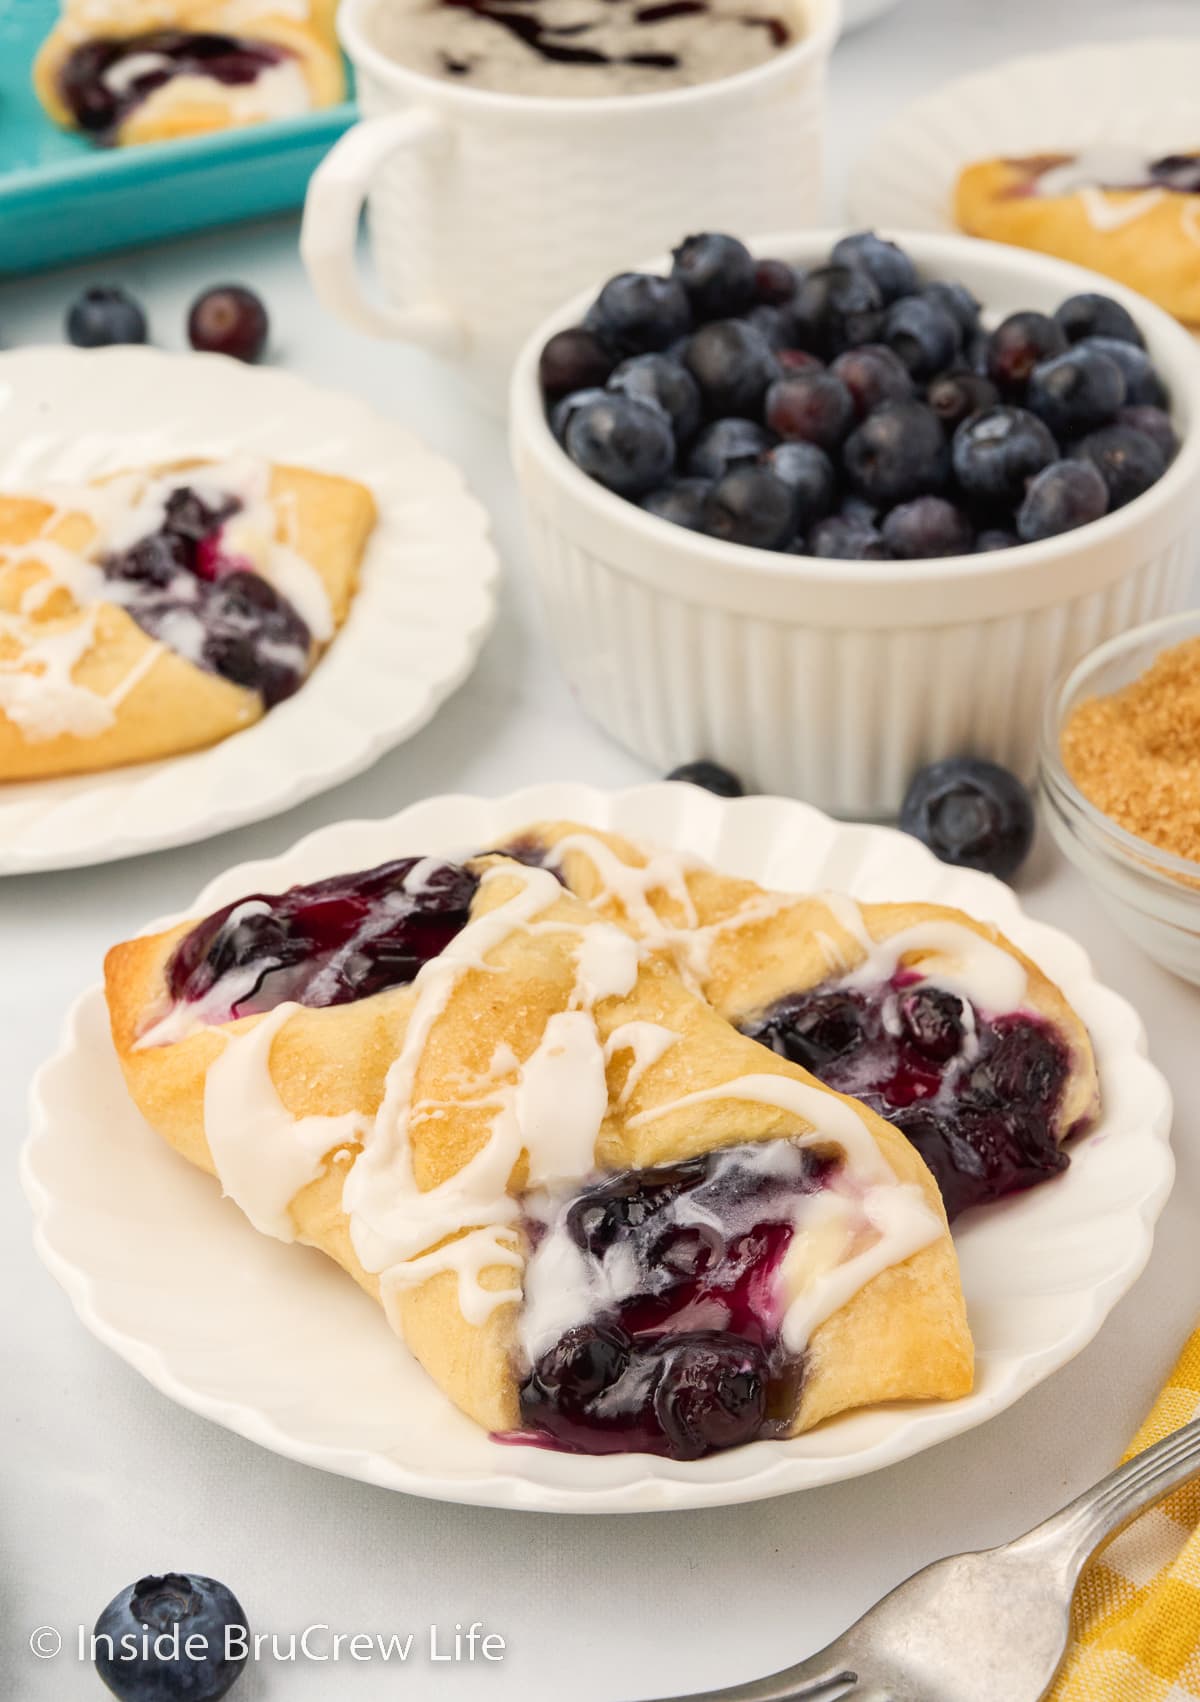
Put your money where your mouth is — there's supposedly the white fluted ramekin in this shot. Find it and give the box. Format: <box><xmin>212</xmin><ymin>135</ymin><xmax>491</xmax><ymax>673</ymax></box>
<box><xmin>510</xmin><ymin>232</ymin><xmax>1200</xmax><ymax>817</ymax></box>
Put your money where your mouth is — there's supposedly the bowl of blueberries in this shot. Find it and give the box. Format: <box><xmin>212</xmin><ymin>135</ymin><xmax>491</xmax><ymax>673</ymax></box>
<box><xmin>510</xmin><ymin>228</ymin><xmax>1200</xmax><ymax>818</ymax></box>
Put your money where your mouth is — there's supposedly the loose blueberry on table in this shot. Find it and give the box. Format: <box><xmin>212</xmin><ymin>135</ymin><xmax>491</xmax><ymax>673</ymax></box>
<box><xmin>899</xmin><ymin>757</ymin><xmax>1036</xmax><ymax>882</ymax></box>
<box><xmin>66</xmin><ymin>285</ymin><xmax>147</xmax><ymax>348</ymax></box>
<box><xmin>665</xmin><ymin>760</ymin><xmax>745</xmax><ymax>797</ymax></box>
<box><xmin>94</xmin><ymin>1572</ymin><xmax>247</xmax><ymax>1702</ymax></box>
<box><xmin>518</xmin><ymin>1141</ymin><xmax>829</xmax><ymax>1458</ymax></box>
<box><xmin>102</xmin><ymin>483</ymin><xmax>310</xmax><ymax>706</ymax></box>
<box><xmin>541</xmin><ymin>232</ymin><xmax>1175</xmax><ymax>559</ymax></box>
<box><xmin>740</xmin><ymin>985</ymin><xmax>1071</xmax><ymax>1221</ymax></box>
<box><xmin>162</xmin><ymin>858</ymin><xmax>479</xmax><ymax>1026</ymax></box>
<box><xmin>188</xmin><ymin>285</ymin><xmax>270</xmax><ymax>364</ymax></box>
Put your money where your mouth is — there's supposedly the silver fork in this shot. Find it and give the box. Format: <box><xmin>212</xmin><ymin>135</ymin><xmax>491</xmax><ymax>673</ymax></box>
<box><xmin>643</xmin><ymin>1415</ymin><xmax>1200</xmax><ymax>1702</ymax></box>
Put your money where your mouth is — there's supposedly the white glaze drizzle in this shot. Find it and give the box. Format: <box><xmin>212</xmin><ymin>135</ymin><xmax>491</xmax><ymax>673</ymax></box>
<box><xmin>0</xmin><ymin>456</ymin><xmax>329</xmax><ymax>742</ymax></box>
<box><xmin>117</xmin><ymin>61</ymin><xmax>314</xmax><ymax>126</ymax></box>
<box><xmin>604</xmin><ymin>1020</ymin><xmax>679</xmax><ymax>1107</ymax></box>
<box><xmin>1033</xmin><ymin>146</ymin><xmax>1180</xmax><ymax>235</ymax></box>
<box><xmin>819</xmin><ymin>893</ymin><xmax>1028</xmax><ymax>1014</ymax></box>
<box><xmin>203</xmin><ymin>1002</ymin><xmax>368</xmax><ymax>1240</ymax></box>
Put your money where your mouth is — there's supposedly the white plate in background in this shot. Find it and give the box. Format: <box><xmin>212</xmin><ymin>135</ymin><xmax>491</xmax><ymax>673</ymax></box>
<box><xmin>848</xmin><ymin>38</ymin><xmax>1200</xmax><ymax>235</ymax></box>
<box><xmin>23</xmin><ymin>783</ymin><xmax>1173</xmax><ymax>1512</ymax></box>
<box><xmin>0</xmin><ymin>347</ymin><xmax>499</xmax><ymax>875</ymax></box>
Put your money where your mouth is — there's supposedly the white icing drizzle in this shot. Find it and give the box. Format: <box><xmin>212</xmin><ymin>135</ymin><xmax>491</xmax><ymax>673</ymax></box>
<box><xmin>0</xmin><ymin>456</ymin><xmax>329</xmax><ymax>742</ymax></box>
<box><xmin>604</xmin><ymin>1020</ymin><xmax>679</xmax><ymax>1107</ymax></box>
<box><xmin>821</xmin><ymin>894</ymin><xmax>1028</xmax><ymax>1015</ymax></box>
<box><xmin>1033</xmin><ymin>147</ymin><xmax>1181</xmax><ymax>234</ymax></box>
<box><xmin>203</xmin><ymin>1002</ymin><xmax>368</xmax><ymax>1241</ymax></box>
<box><xmin>122</xmin><ymin>61</ymin><xmax>313</xmax><ymax>126</ymax></box>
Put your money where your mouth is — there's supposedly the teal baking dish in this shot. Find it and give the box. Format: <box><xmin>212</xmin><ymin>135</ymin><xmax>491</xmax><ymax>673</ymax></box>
<box><xmin>0</xmin><ymin>0</ymin><xmax>355</xmax><ymax>274</ymax></box>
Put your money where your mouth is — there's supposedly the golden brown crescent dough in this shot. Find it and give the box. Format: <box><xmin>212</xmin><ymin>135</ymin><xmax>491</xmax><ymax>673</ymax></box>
<box><xmin>105</xmin><ymin>856</ymin><xmax>973</xmax><ymax>1451</ymax></box>
<box><xmin>35</xmin><ymin>0</ymin><xmax>345</xmax><ymax>146</ymax></box>
<box><xmin>508</xmin><ymin>821</ymin><xmax>1100</xmax><ymax>1193</ymax></box>
<box><xmin>954</xmin><ymin>155</ymin><xmax>1200</xmax><ymax>327</ymax></box>
<box><xmin>0</xmin><ymin>459</ymin><xmax>375</xmax><ymax>780</ymax></box>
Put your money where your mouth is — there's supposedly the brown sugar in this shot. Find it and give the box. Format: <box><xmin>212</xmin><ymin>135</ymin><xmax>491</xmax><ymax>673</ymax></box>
<box><xmin>1061</xmin><ymin>635</ymin><xmax>1200</xmax><ymax>864</ymax></box>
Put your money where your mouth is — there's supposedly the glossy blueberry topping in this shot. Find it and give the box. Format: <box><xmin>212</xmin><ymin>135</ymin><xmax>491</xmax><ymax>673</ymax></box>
<box><xmin>93</xmin><ymin>1572</ymin><xmax>247</xmax><ymax>1702</ymax></box>
<box><xmin>899</xmin><ymin>757</ymin><xmax>1036</xmax><ymax>881</ymax></box>
<box><xmin>60</xmin><ymin>32</ymin><xmax>286</xmax><ymax>137</ymax></box>
<box><xmin>518</xmin><ymin>1141</ymin><xmax>829</xmax><ymax>1457</ymax></box>
<box><xmin>742</xmin><ymin>984</ymin><xmax>1070</xmax><ymax>1219</ymax></box>
<box><xmin>100</xmin><ymin>484</ymin><xmax>310</xmax><ymax>706</ymax></box>
<box><xmin>165</xmin><ymin>857</ymin><xmax>479</xmax><ymax>1022</ymax></box>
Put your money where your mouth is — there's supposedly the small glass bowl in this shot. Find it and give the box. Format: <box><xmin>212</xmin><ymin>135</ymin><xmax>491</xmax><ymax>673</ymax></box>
<box><xmin>1040</xmin><ymin>608</ymin><xmax>1200</xmax><ymax>985</ymax></box>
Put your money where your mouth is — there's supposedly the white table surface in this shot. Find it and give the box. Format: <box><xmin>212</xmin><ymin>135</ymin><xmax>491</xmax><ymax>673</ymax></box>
<box><xmin>4</xmin><ymin>1</ymin><xmax>1200</xmax><ymax>1694</ymax></box>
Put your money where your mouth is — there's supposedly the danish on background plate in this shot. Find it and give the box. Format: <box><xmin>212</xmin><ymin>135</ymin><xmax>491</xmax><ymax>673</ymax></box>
<box><xmin>0</xmin><ymin>456</ymin><xmax>376</xmax><ymax>779</ymax></box>
<box><xmin>34</xmin><ymin>0</ymin><xmax>345</xmax><ymax>146</ymax></box>
<box><xmin>505</xmin><ymin>823</ymin><xmax>1101</xmax><ymax>1221</ymax></box>
<box><xmin>954</xmin><ymin>147</ymin><xmax>1200</xmax><ymax>326</ymax></box>
<box><xmin>105</xmin><ymin>853</ymin><xmax>973</xmax><ymax>1460</ymax></box>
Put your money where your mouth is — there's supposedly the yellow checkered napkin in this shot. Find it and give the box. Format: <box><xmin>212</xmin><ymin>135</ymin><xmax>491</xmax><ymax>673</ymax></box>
<box><xmin>1050</xmin><ymin>1332</ymin><xmax>1200</xmax><ymax>1700</ymax></box>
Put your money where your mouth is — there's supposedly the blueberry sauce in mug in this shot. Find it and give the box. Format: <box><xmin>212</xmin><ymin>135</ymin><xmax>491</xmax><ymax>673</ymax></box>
<box><xmin>740</xmin><ymin>976</ymin><xmax>1072</xmax><ymax>1220</ymax></box>
<box><xmin>101</xmin><ymin>484</ymin><xmax>312</xmax><ymax>707</ymax></box>
<box><xmin>59</xmin><ymin>33</ymin><xmax>292</xmax><ymax>139</ymax></box>
<box><xmin>516</xmin><ymin>1140</ymin><xmax>836</xmax><ymax>1458</ymax></box>
<box><xmin>163</xmin><ymin>858</ymin><xmax>480</xmax><ymax>1027</ymax></box>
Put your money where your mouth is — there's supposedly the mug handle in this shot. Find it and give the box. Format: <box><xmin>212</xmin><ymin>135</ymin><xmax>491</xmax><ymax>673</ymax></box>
<box><xmin>300</xmin><ymin>108</ymin><xmax>467</xmax><ymax>353</ymax></box>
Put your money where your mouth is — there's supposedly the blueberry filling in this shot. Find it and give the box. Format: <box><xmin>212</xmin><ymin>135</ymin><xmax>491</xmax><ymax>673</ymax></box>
<box><xmin>1026</xmin><ymin>152</ymin><xmax>1200</xmax><ymax>196</ymax></box>
<box><xmin>517</xmin><ymin>1141</ymin><xmax>834</xmax><ymax>1458</ymax></box>
<box><xmin>60</xmin><ymin>31</ymin><xmax>290</xmax><ymax>138</ymax></box>
<box><xmin>101</xmin><ymin>483</ymin><xmax>311</xmax><ymax>707</ymax></box>
<box><xmin>740</xmin><ymin>981</ymin><xmax>1071</xmax><ymax>1220</ymax></box>
<box><xmin>165</xmin><ymin>858</ymin><xmax>479</xmax><ymax>1024</ymax></box>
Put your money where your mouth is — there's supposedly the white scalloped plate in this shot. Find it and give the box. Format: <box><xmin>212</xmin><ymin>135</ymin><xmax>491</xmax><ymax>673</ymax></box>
<box><xmin>22</xmin><ymin>784</ymin><xmax>1173</xmax><ymax>1512</ymax></box>
<box><xmin>0</xmin><ymin>348</ymin><xmax>499</xmax><ymax>874</ymax></box>
<box><xmin>848</xmin><ymin>38</ymin><xmax>1200</xmax><ymax>241</ymax></box>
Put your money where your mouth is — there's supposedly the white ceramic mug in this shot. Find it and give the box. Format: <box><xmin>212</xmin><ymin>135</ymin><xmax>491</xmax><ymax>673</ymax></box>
<box><xmin>301</xmin><ymin>0</ymin><xmax>841</xmax><ymax>406</ymax></box>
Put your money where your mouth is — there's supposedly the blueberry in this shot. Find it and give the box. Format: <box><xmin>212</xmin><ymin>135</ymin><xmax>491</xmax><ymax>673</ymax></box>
<box><xmin>202</xmin><ymin>572</ymin><xmax>310</xmax><ymax>707</ymax></box>
<box><xmin>899</xmin><ymin>988</ymin><xmax>965</xmax><ymax>1062</ymax></box>
<box><xmin>1054</xmin><ymin>292</ymin><xmax>1144</xmax><ymax>348</ymax></box>
<box><xmin>187</xmin><ymin>285</ymin><xmax>268</xmax><ymax>363</ymax></box>
<box><xmin>881</xmin><ymin>495</ymin><xmax>973</xmax><ymax>559</ymax></box>
<box><xmin>539</xmin><ymin>327</ymin><xmax>615</xmax><ymax>400</ymax></box>
<box><xmin>652</xmin><ymin>1333</ymin><xmax>767</xmax><ymax>1458</ymax></box>
<box><xmin>754</xmin><ymin>257</ymin><xmax>800</xmax><ymax>306</ymax></box>
<box><xmin>881</xmin><ymin>296</ymin><xmax>961</xmax><ymax>381</ymax></box>
<box><xmin>666</xmin><ymin>760</ymin><xmax>744</xmax><ymax>796</ymax></box>
<box><xmin>952</xmin><ymin>407</ymin><xmax>1058</xmax><ymax>508</ymax></box>
<box><xmin>686</xmin><ymin>417</ymin><xmax>773</xmax><ymax>480</ymax></box>
<box><xmin>1118</xmin><ymin>405</ymin><xmax>1178</xmax><ymax>462</ymax></box>
<box><xmin>899</xmin><ymin>757</ymin><xmax>1035</xmax><ymax>880</ymax></box>
<box><xmin>843</xmin><ymin>400</ymin><xmax>949</xmax><ymax>506</ymax></box>
<box><xmin>641</xmin><ymin>478</ymin><xmax>712</xmax><ymax>531</ymax></box>
<box><xmin>975</xmin><ymin>528</ymin><xmax>1017</xmax><ymax>552</ymax></box>
<box><xmin>966</xmin><ymin>1020</ymin><xmax>1067</xmax><ymax>1109</ymax></box>
<box><xmin>1071</xmin><ymin>423</ymin><xmax>1166</xmax><ymax>509</ymax></box>
<box><xmin>564</xmin><ymin>394</ymin><xmax>676</xmax><ymax>497</ymax></box>
<box><xmin>93</xmin><ymin>1572</ymin><xmax>248</xmax><ymax>1702</ymax></box>
<box><xmin>671</xmin><ymin>233</ymin><xmax>757</xmax><ymax>320</ymax></box>
<box><xmin>66</xmin><ymin>285</ymin><xmax>148</xmax><ymax>348</ymax></box>
<box><xmin>530</xmin><ymin>1324</ymin><xmax>631</xmax><ymax>1410</ymax></box>
<box><xmin>549</xmin><ymin>385</ymin><xmax>607</xmax><ymax>443</ymax></box>
<box><xmin>919</xmin><ymin>279</ymin><xmax>982</xmax><ymax>336</ymax></box>
<box><xmin>744</xmin><ymin>303</ymin><xmax>796</xmax><ymax>349</ymax></box>
<box><xmin>986</xmin><ymin>311</ymin><xmax>1068</xmax><ymax>393</ymax></box>
<box><xmin>566</xmin><ymin>1159</ymin><xmax>707</xmax><ymax>1256</ymax></box>
<box><xmin>1079</xmin><ymin>337</ymin><xmax>1168</xmax><ymax>408</ymax></box>
<box><xmin>830</xmin><ymin>344</ymin><xmax>914</xmax><ymax>417</ymax></box>
<box><xmin>748</xmin><ymin>990</ymin><xmax>865</xmax><ymax>1071</ymax></box>
<box><xmin>761</xmin><ymin>442</ymin><xmax>836</xmax><ymax>529</ymax></box>
<box><xmin>702</xmin><ymin>466</ymin><xmax>797</xmax><ymax>550</ymax></box>
<box><xmin>805</xmin><ymin>516</ymin><xmax>890</xmax><ymax>559</ymax></box>
<box><xmin>591</xmin><ymin>271</ymin><xmax>692</xmax><ymax>355</ymax></box>
<box><xmin>792</xmin><ymin>265</ymin><xmax>885</xmax><ymax>358</ymax></box>
<box><xmin>609</xmin><ymin>352</ymin><xmax>702</xmax><ymax>443</ymax></box>
<box><xmin>765</xmin><ymin>370</ymin><xmax>856</xmax><ymax>451</ymax></box>
<box><xmin>1026</xmin><ymin>346</ymin><xmax>1126</xmax><ymax>438</ymax></box>
<box><xmin>777</xmin><ymin>347</ymin><xmax>825</xmax><ymax>374</ymax></box>
<box><xmin>926</xmin><ymin>369</ymin><xmax>998</xmax><ymax>430</ymax></box>
<box><xmin>830</xmin><ymin>231</ymin><xmax>918</xmax><ymax>303</ymax></box>
<box><xmin>683</xmin><ymin>320</ymin><xmax>779</xmax><ymax>419</ymax></box>
<box><xmin>1017</xmin><ymin>459</ymin><xmax>1109</xmax><ymax>541</ymax></box>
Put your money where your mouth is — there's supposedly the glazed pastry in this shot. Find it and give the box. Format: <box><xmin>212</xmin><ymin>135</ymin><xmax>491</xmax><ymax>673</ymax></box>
<box><xmin>0</xmin><ymin>456</ymin><xmax>375</xmax><ymax>779</ymax></box>
<box><xmin>502</xmin><ymin>824</ymin><xmax>1100</xmax><ymax>1220</ymax></box>
<box><xmin>105</xmin><ymin>853</ymin><xmax>973</xmax><ymax>1458</ymax></box>
<box><xmin>34</xmin><ymin>0</ymin><xmax>345</xmax><ymax>145</ymax></box>
<box><xmin>955</xmin><ymin>148</ymin><xmax>1200</xmax><ymax>326</ymax></box>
